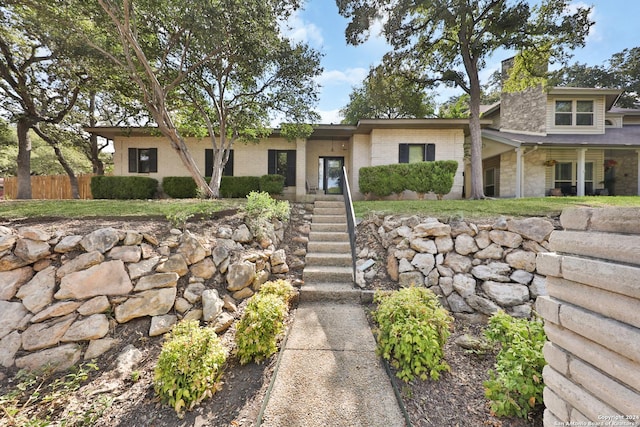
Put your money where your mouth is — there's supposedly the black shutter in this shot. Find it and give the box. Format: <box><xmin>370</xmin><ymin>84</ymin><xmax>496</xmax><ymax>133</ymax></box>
<box><xmin>286</xmin><ymin>150</ymin><xmax>296</xmax><ymax>186</ymax></box>
<box><xmin>128</xmin><ymin>148</ymin><xmax>137</xmax><ymax>172</ymax></box>
<box><xmin>148</xmin><ymin>148</ymin><xmax>158</xmax><ymax>172</ymax></box>
<box><xmin>426</xmin><ymin>144</ymin><xmax>436</xmax><ymax>161</ymax></box>
<box><xmin>205</xmin><ymin>149</ymin><xmax>213</xmax><ymax>177</ymax></box>
<box><xmin>223</xmin><ymin>150</ymin><xmax>234</xmax><ymax>176</ymax></box>
<box><xmin>399</xmin><ymin>144</ymin><xmax>409</xmax><ymax>163</ymax></box>
<box><xmin>267</xmin><ymin>150</ymin><xmax>276</xmax><ymax>174</ymax></box>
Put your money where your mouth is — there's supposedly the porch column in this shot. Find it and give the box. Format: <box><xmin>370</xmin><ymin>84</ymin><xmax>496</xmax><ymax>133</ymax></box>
<box><xmin>637</xmin><ymin>150</ymin><xmax>640</xmax><ymax>196</ymax></box>
<box><xmin>576</xmin><ymin>148</ymin><xmax>587</xmax><ymax>197</ymax></box>
<box><xmin>295</xmin><ymin>138</ymin><xmax>307</xmax><ymax>201</ymax></box>
<box><xmin>515</xmin><ymin>148</ymin><xmax>522</xmax><ymax>198</ymax></box>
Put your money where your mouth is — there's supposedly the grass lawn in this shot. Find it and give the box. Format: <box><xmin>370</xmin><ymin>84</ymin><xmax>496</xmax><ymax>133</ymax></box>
<box><xmin>353</xmin><ymin>196</ymin><xmax>640</xmax><ymax>221</ymax></box>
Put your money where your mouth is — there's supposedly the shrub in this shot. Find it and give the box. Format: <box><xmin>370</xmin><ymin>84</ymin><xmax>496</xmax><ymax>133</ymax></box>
<box><xmin>235</xmin><ymin>292</ymin><xmax>288</xmax><ymax>365</ymax></box>
<box><xmin>388</xmin><ymin>163</ymin><xmax>410</xmax><ymax>199</ymax></box>
<box><xmin>154</xmin><ymin>320</ymin><xmax>227</xmax><ymax>414</ymax></box>
<box><xmin>483</xmin><ymin>311</ymin><xmax>546</xmax><ymax>419</ymax></box>
<box><xmin>259</xmin><ymin>174</ymin><xmax>285</xmax><ymax>195</ymax></box>
<box><xmin>259</xmin><ymin>279</ymin><xmax>296</xmax><ymax>304</ymax></box>
<box><xmin>373</xmin><ymin>287</ymin><xmax>453</xmax><ymax>382</ymax></box>
<box><xmin>359</xmin><ymin>165</ymin><xmax>393</xmax><ymax>199</ymax></box>
<box><xmin>219</xmin><ymin>176</ymin><xmax>260</xmax><ymax>198</ymax></box>
<box><xmin>91</xmin><ymin>175</ymin><xmax>158</xmax><ymax>199</ymax></box>
<box><xmin>245</xmin><ymin>191</ymin><xmax>290</xmax><ymax>222</ymax></box>
<box><xmin>162</xmin><ymin>176</ymin><xmax>197</xmax><ymax>198</ymax></box>
<box><xmin>431</xmin><ymin>161</ymin><xmax>458</xmax><ymax>200</ymax></box>
<box><xmin>405</xmin><ymin>162</ymin><xmax>434</xmax><ymax>199</ymax></box>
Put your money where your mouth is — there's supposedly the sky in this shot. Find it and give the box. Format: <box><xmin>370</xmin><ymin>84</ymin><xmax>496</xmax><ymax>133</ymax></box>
<box><xmin>283</xmin><ymin>1</ymin><xmax>640</xmax><ymax>124</ymax></box>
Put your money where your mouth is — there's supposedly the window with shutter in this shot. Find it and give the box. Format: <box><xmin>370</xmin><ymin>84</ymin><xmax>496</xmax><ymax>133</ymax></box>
<box><xmin>399</xmin><ymin>143</ymin><xmax>436</xmax><ymax>163</ymax></box>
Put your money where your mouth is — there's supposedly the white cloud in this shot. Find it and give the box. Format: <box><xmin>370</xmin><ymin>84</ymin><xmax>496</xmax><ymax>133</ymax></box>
<box><xmin>316</xmin><ymin>68</ymin><xmax>368</xmax><ymax>87</ymax></box>
<box><xmin>568</xmin><ymin>1</ymin><xmax>601</xmax><ymax>43</ymax></box>
<box><xmin>281</xmin><ymin>10</ymin><xmax>323</xmax><ymax>47</ymax></box>
<box><xmin>316</xmin><ymin>108</ymin><xmax>343</xmax><ymax>124</ymax></box>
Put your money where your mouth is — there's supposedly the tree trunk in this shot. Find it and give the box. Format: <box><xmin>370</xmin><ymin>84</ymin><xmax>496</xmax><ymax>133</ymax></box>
<box><xmin>461</xmin><ymin>57</ymin><xmax>485</xmax><ymax>199</ymax></box>
<box><xmin>35</xmin><ymin>126</ymin><xmax>80</xmax><ymax>199</ymax></box>
<box><xmin>16</xmin><ymin>119</ymin><xmax>32</xmax><ymax>199</ymax></box>
<box><xmin>89</xmin><ymin>91</ymin><xmax>105</xmax><ymax>175</ymax></box>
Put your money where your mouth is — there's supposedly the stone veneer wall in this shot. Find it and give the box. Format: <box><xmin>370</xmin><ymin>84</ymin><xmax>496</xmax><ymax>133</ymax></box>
<box><xmin>536</xmin><ymin>207</ymin><xmax>640</xmax><ymax>425</ymax></box>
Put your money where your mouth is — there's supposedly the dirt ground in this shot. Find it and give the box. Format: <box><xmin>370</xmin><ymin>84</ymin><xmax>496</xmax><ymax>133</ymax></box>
<box><xmin>0</xmin><ymin>213</ymin><xmax>542</xmax><ymax>427</ymax></box>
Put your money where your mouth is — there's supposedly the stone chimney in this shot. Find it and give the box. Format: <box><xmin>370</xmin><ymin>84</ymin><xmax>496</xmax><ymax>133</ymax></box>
<box><xmin>500</xmin><ymin>57</ymin><xmax>547</xmax><ymax>135</ymax></box>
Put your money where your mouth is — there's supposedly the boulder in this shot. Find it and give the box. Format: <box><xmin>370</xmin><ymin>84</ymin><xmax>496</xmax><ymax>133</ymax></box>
<box><xmin>57</xmin><ymin>260</ymin><xmax>132</xmax><ymax>300</ymax></box>
<box><xmin>0</xmin><ymin>254</ymin><xmax>31</xmax><ymax>271</ymax></box>
<box><xmin>466</xmin><ymin>294</ymin><xmax>500</xmax><ymax>316</ymax></box>
<box><xmin>438</xmin><ymin>277</ymin><xmax>454</xmax><ymax>296</ymax></box>
<box><xmin>14</xmin><ymin>238</ymin><xmax>51</xmax><ymax>263</ymax></box>
<box><xmin>474</xmin><ymin>230</ymin><xmax>492</xmax><ymax>249</ymax></box>
<box><xmin>16</xmin><ymin>266</ymin><xmax>56</xmax><ymax>313</ymax></box>
<box><xmin>108</xmin><ymin>246</ymin><xmax>142</xmax><ymax>263</ymax></box>
<box><xmin>0</xmin><ymin>301</ymin><xmax>29</xmax><ymax>339</ymax></box>
<box><xmin>115</xmin><ymin>345</ymin><xmax>143</xmax><ymax>379</ymax></box>
<box><xmin>0</xmin><ymin>234</ymin><xmax>17</xmax><ymax>252</ymax></box>
<box><xmin>411</xmin><ymin>253</ymin><xmax>435</xmax><ymax>275</ymax></box>
<box><xmin>444</xmin><ymin>252</ymin><xmax>472</xmax><ymax>273</ymax></box>
<box><xmin>270</xmin><ymin>249</ymin><xmax>287</xmax><ymax>266</ymax></box>
<box><xmin>149</xmin><ymin>314</ymin><xmax>177</xmax><ymax>337</ymax></box>
<box><xmin>0</xmin><ymin>331</ymin><xmax>22</xmax><ymax>368</ymax></box>
<box><xmin>529</xmin><ymin>275</ymin><xmax>548</xmax><ymax>298</ymax></box>
<box><xmin>56</xmin><ymin>251</ymin><xmax>105</xmax><ymax>278</ymax></box>
<box><xmin>31</xmin><ymin>301</ymin><xmax>82</xmax><ymax>323</ymax></box>
<box><xmin>22</xmin><ymin>314</ymin><xmax>76</xmax><ymax>351</ymax></box>
<box><xmin>123</xmin><ymin>231</ymin><xmax>143</xmax><ymax>246</ymax></box>
<box><xmin>434</xmin><ymin>236</ymin><xmax>454</xmax><ymax>253</ymax></box>
<box><xmin>80</xmin><ymin>228</ymin><xmax>121</xmax><ymax>253</ymax></box>
<box><xmin>18</xmin><ymin>227</ymin><xmax>51</xmax><ymax>241</ymax></box>
<box><xmin>128</xmin><ymin>256</ymin><xmax>161</xmax><ymax>280</ymax></box>
<box><xmin>508</xmin><ymin>304</ymin><xmax>532</xmax><ymax>318</ymax></box>
<box><xmin>399</xmin><ymin>271</ymin><xmax>423</xmax><ymax>287</ymax></box>
<box><xmin>447</xmin><ymin>293</ymin><xmax>473</xmax><ymax>313</ymax></box>
<box><xmin>413</xmin><ymin>220</ymin><xmax>451</xmax><ymax>237</ymax></box>
<box><xmin>510</xmin><ymin>270</ymin><xmax>534</xmax><ymax>285</ymax></box>
<box><xmin>0</xmin><ymin>266</ymin><xmax>34</xmax><ymax>300</ymax></box>
<box><xmin>202</xmin><ymin>289</ymin><xmax>224</xmax><ymax>322</ymax></box>
<box><xmin>77</xmin><ymin>296</ymin><xmax>111</xmax><ymax>316</ymax></box>
<box><xmin>156</xmin><ymin>254</ymin><xmax>189</xmax><ymax>276</ymax></box>
<box><xmin>226</xmin><ymin>261</ymin><xmax>256</xmax><ymax>291</ymax></box>
<box><xmin>471</xmin><ymin>262</ymin><xmax>511</xmax><ymax>282</ymax></box>
<box><xmin>183</xmin><ymin>282</ymin><xmax>206</xmax><ymax>304</ymax></box>
<box><xmin>410</xmin><ymin>238</ymin><xmax>438</xmax><ymax>254</ymax></box>
<box><xmin>62</xmin><ymin>314</ymin><xmax>109</xmax><ymax>342</ymax></box>
<box><xmin>85</xmin><ymin>338</ymin><xmax>120</xmax><ymax>360</ymax></box>
<box><xmin>232</xmin><ymin>287</ymin><xmax>254</xmax><ymax>300</ymax></box>
<box><xmin>398</xmin><ymin>258</ymin><xmax>414</xmax><ymax>273</ymax></box>
<box><xmin>177</xmin><ymin>232</ymin><xmax>207</xmax><ymax>265</ymax></box>
<box><xmin>482</xmin><ymin>281</ymin><xmax>530</xmax><ymax>306</ymax></box>
<box><xmin>454</xmin><ymin>234</ymin><xmax>478</xmax><ymax>255</ymax></box>
<box><xmin>114</xmin><ymin>288</ymin><xmax>177</xmax><ymax>323</ymax></box>
<box><xmin>134</xmin><ymin>272</ymin><xmax>179</xmax><ymax>292</ymax></box>
<box><xmin>452</xmin><ymin>274</ymin><xmax>476</xmax><ymax>298</ymax></box>
<box><xmin>386</xmin><ymin>252</ymin><xmax>399</xmax><ymax>281</ymax></box>
<box><xmin>507</xmin><ymin>218</ymin><xmax>554</xmax><ymax>243</ymax></box>
<box><xmin>450</xmin><ymin>221</ymin><xmax>476</xmax><ymax>238</ymax></box>
<box><xmin>474</xmin><ymin>243</ymin><xmax>503</xmax><ymax>260</ymax></box>
<box><xmin>15</xmin><ymin>343</ymin><xmax>81</xmax><ymax>372</ymax></box>
<box><xmin>190</xmin><ymin>257</ymin><xmax>216</xmax><ymax>279</ymax></box>
<box><xmin>505</xmin><ymin>250</ymin><xmax>536</xmax><ymax>272</ymax></box>
<box><xmin>489</xmin><ymin>230</ymin><xmax>522</xmax><ymax>248</ymax></box>
<box><xmin>232</xmin><ymin>224</ymin><xmax>253</xmax><ymax>243</ymax></box>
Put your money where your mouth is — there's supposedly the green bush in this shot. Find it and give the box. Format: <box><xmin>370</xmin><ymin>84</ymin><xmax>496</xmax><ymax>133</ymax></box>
<box><xmin>154</xmin><ymin>320</ymin><xmax>226</xmax><ymax>414</ymax></box>
<box><xmin>359</xmin><ymin>165</ymin><xmax>393</xmax><ymax>199</ymax></box>
<box><xmin>388</xmin><ymin>163</ymin><xmax>410</xmax><ymax>198</ymax></box>
<box><xmin>259</xmin><ymin>174</ymin><xmax>285</xmax><ymax>195</ymax></box>
<box><xmin>219</xmin><ymin>176</ymin><xmax>260</xmax><ymax>198</ymax></box>
<box><xmin>245</xmin><ymin>191</ymin><xmax>290</xmax><ymax>221</ymax></box>
<box><xmin>91</xmin><ymin>175</ymin><xmax>158</xmax><ymax>199</ymax></box>
<box><xmin>431</xmin><ymin>161</ymin><xmax>458</xmax><ymax>200</ymax></box>
<box><xmin>405</xmin><ymin>162</ymin><xmax>434</xmax><ymax>199</ymax></box>
<box><xmin>162</xmin><ymin>176</ymin><xmax>198</xmax><ymax>198</ymax></box>
<box><xmin>373</xmin><ymin>287</ymin><xmax>453</xmax><ymax>382</ymax></box>
<box><xmin>235</xmin><ymin>292</ymin><xmax>288</xmax><ymax>365</ymax></box>
<box><xmin>483</xmin><ymin>311</ymin><xmax>546</xmax><ymax>418</ymax></box>
<box><xmin>259</xmin><ymin>279</ymin><xmax>296</xmax><ymax>303</ymax></box>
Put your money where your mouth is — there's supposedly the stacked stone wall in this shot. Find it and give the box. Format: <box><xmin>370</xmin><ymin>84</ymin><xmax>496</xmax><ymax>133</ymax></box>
<box><xmin>536</xmin><ymin>207</ymin><xmax>640</xmax><ymax>425</ymax></box>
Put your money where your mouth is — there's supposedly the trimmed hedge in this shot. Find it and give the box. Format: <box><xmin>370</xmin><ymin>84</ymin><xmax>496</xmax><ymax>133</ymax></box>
<box><xmin>162</xmin><ymin>176</ymin><xmax>197</xmax><ymax>198</ymax></box>
<box><xmin>259</xmin><ymin>174</ymin><xmax>285</xmax><ymax>195</ymax></box>
<box><xmin>91</xmin><ymin>175</ymin><xmax>158</xmax><ymax>199</ymax></box>
<box><xmin>219</xmin><ymin>176</ymin><xmax>261</xmax><ymax>198</ymax></box>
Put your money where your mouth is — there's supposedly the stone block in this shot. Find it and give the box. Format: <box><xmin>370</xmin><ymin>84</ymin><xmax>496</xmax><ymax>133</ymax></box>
<box><xmin>481</xmin><ymin>281</ymin><xmax>529</xmax><ymax>306</ymax></box>
<box><xmin>559</xmin><ymin>208</ymin><xmax>591</xmax><ymax>231</ymax></box>
<box><xmin>590</xmin><ymin>207</ymin><xmax>640</xmax><ymax>235</ymax></box>
<box><xmin>535</xmin><ymin>296</ymin><xmax>560</xmax><ymax>325</ymax></box>
<box><xmin>398</xmin><ymin>271</ymin><xmax>424</xmax><ymax>288</ymax></box>
<box><xmin>56</xmin><ymin>260</ymin><xmax>132</xmax><ymax>300</ymax></box>
<box><xmin>561</xmin><ymin>255</ymin><xmax>640</xmax><ymax>299</ymax></box>
<box><xmin>549</xmin><ymin>230</ymin><xmax>640</xmax><ymax>266</ymax></box>
<box><xmin>535</xmin><ymin>253</ymin><xmax>562</xmax><ymax>277</ymax></box>
<box><xmin>0</xmin><ymin>266</ymin><xmax>33</xmax><ymax>300</ymax></box>
<box><xmin>489</xmin><ymin>230</ymin><xmax>522</xmax><ymax>248</ymax></box>
<box><xmin>507</xmin><ymin>217</ymin><xmax>554</xmax><ymax>242</ymax></box>
<box><xmin>15</xmin><ymin>343</ymin><xmax>81</xmax><ymax>372</ymax></box>
<box><xmin>543</xmin><ymin>386</ymin><xmax>569</xmax><ymax>422</ymax></box>
<box><xmin>543</xmin><ymin>342</ymin><xmax>569</xmax><ymax>376</ymax></box>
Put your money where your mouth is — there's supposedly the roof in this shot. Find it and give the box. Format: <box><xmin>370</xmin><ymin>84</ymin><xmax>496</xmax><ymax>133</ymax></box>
<box><xmin>482</xmin><ymin>125</ymin><xmax>640</xmax><ymax>148</ymax></box>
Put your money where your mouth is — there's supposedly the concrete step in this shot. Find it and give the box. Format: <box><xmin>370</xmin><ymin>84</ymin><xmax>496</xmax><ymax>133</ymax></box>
<box><xmin>305</xmin><ymin>252</ymin><xmax>353</xmax><ymax>267</ymax></box>
<box><xmin>307</xmin><ymin>241</ymin><xmax>351</xmax><ymax>254</ymax></box>
<box><xmin>313</xmin><ymin>200</ymin><xmax>345</xmax><ymax>209</ymax></box>
<box><xmin>308</xmin><ymin>231</ymin><xmax>349</xmax><ymax>242</ymax></box>
<box><xmin>312</xmin><ymin>214</ymin><xmax>347</xmax><ymax>224</ymax></box>
<box><xmin>303</xmin><ymin>266</ymin><xmax>353</xmax><ymax>283</ymax></box>
<box><xmin>313</xmin><ymin>207</ymin><xmax>346</xmax><ymax>216</ymax></box>
<box><xmin>311</xmin><ymin>223</ymin><xmax>347</xmax><ymax>233</ymax></box>
<box><xmin>299</xmin><ymin>282</ymin><xmax>361</xmax><ymax>303</ymax></box>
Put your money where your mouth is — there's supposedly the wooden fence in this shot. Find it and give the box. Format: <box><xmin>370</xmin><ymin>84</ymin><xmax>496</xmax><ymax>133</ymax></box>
<box><xmin>3</xmin><ymin>174</ymin><xmax>95</xmax><ymax>200</ymax></box>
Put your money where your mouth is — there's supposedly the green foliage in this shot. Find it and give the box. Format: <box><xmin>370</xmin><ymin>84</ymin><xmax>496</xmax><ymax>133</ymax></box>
<box><xmin>259</xmin><ymin>279</ymin><xmax>296</xmax><ymax>304</ymax></box>
<box><xmin>387</xmin><ymin>163</ymin><xmax>410</xmax><ymax>198</ymax></box>
<box><xmin>259</xmin><ymin>174</ymin><xmax>285</xmax><ymax>195</ymax></box>
<box><xmin>235</xmin><ymin>285</ymin><xmax>292</xmax><ymax>365</ymax></box>
<box><xmin>219</xmin><ymin>176</ymin><xmax>261</xmax><ymax>198</ymax></box>
<box><xmin>373</xmin><ymin>287</ymin><xmax>453</xmax><ymax>382</ymax></box>
<box><xmin>154</xmin><ymin>320</ymin><xmax>227</xmax><ymax>415</ymax></box>
<box><xmin>90</xmin><ymin>176</ymin><xmax>158</xmax><ymax>199</ymax></box>
<box><xmin>404</xmin><ymin>162</ymin><xmax>434</xmax><ymax>198</ymax></box>
<box><xmin>162</xmin><ymin>176</ymin><xmax>198</xmax><ymax>199</ymax></box>
<box><xmin>431</xmin><ymin>161</ymin><xmax>458</xmax><ymax>200</ymax></box>
<box><xmin>244</xmin><ymin>191</ymin><xmax>290</xmax><ymax>222</ymax></box>
<box><xmin>359</xmin><ymin>165</ymin><xmax>393</xmax><ymax>199</ymax></box>
<box><xmin>483</xmin><ymin>311</ymin><xmax>546</xmax><ymax>419</ymax></box>
<box><xmin>503</xmin><ymin>49</ymin><xmax>550</xmax><ymax>93</ymax></box>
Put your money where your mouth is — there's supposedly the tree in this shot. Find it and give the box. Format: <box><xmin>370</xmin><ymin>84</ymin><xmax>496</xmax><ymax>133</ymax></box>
<box><xmin>340</xmin><ymin>65</ymin><xmax>435</xmax><ymax>124</ymax></box>
<box><xmin>337</xmin><ymin>0</ymin><xmax>593</xmax><ymax>199</ymax></box>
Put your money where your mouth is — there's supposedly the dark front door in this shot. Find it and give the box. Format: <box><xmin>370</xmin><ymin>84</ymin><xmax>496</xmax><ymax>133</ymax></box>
<box><xmin>320</xmin><ymin>157</ymin><xmax>344</xmax><ymax>195</ymax></box>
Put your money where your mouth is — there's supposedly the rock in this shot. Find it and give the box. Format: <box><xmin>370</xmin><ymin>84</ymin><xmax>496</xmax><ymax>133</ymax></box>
<box><xmin>439</xmin><ymin>277</ymin><xmax>454</xmax><ymax>296</ymax></box>
<box><xmin>54</xmin><ymin>235</ymin><xmax>83</xmax><ymax>253</ymax></box>
<box><xmin>212</xmin><ymin>312</ymin><xmax>234</xmax><ymax>333</ymax></box>
<box><xmin>183</xmin><ymin>309</ymin><xmax>203</xmax><ymax>322</ymax></box>
<box><xmin>410</xmin><ymin>238</ymin><xmax>438</xmax><ymax>254</ymax></box>
<box><xmin>0</xmin><ymin>331</ymin><xmax>22</xmax><ymax>368</ymax></box>
<box><xmin>80</xmin><ymin>228</ymin><xmax>121</xmax><ymax>253</ymax></box>
<box><xmin>529</xmin><ymin>275</ymin><xmax>548</xmax><ymax>298</ymax></box>
<box><xmin>85</xmin><ymin>338</ymin><xmax>120</xmax><ymax>360</ymax></box>
<box><xmin>387</xmin><ymin>252</ymin><xmax>399</xmax><ymax>281</ymax></box>
<box><xmin>108</xmin><ymin>246</ymin><xmax>141</xmax><ymax>263</ymax></box>
<box><xmin>232</xmin><ymin>287</ymin><xmax>254</xmax><ymax>300</ymax></box>
<box><xmin>142</xmin><ymin>232</ymin><xmax>159</xmax><ymax>246</ymax></box>
<box><xmin>492</xmin><ymin>217</ymin><xmax>508</xmax><ymax>230</ymax></box>
<box><xmin>437</xmin><ymin>265</ymin><xmax>454</xmax><ymax>278</ymax></box>
<box><xmin>149</xmin><ymin>314</ymin><xmax>177</xmax><ymax>337</ymax></box>
<box><xmin>0</xmin><ymin>254</ymin><xmax>31</xmax><ymax>271</ymax></box>
<box><xmin>156</xmin><ymin>254</ymin><xmax>189</xmax><ymax>276</ymax></box>
<box><xmin>212</xmin><ymin>246</ymin><xmax>230</xmax><ymax>266</ymax></box>
<box><xmin>252</xmin><ymin>270</ymin><xmax>270</xmax><ymax>291</ymax></box>
<box><xmin>412</xmin><ymin>253</ymin><xmax>435</xmax><ymax>275</ymax></box>
<box><xmin>0</xmin><ymin>301</ymin><xmax>29</xmax><ymax>339</ymax></box>
<box><xmin>434</xmin><ymin>236</ymin><xmax>454</xmax><ymax>253</ymax></box>
<box><xmin>413</xmin><ymin>220</ymin><xmax>451</xmax><ymax>237</ymax></box>
<box><xmin>505</xmin><ymin>250</ymin><xmax>536</xmax><ymax>272</ymax></box>
<box><xmin>507</xmin><ymin>218</ymin><xmax>554</xmax><ymax>243</ymax></box>
<box><xmin>223</xmin><ymin>294</ymin><xmax>238</xmax><ymax>313</ymax></box>
<box><xmin>450</xmin><ymin>221</ymin><xmax>476</xmax><ymax>237</ymax></box>
<box><xmin>426</xmin><ymin>269</ymin><xmax>439</xmax><ymax>287</ymax></box>
<box><xmin>202</xmin><ymin>289</ymin><xmax>224</xmax><ymax>322</ymax></box>
<box><xmin>56</xmin><ymin>251</ymin><xmax>105</xmax><ymax>278</ymax></box>
<box><xmin>232</xmin><ymin>224</ymin><xmax>253</xmax><ymax>243</ymax></box>
<box><xmin>77</xmin><ymin>296</ymin><xmax>111</xmax><ymax>316</ymax></box>
<box><xmin>190</xmin><ymin>257</ymin><xmax>216</xmax><ymax>279</ymax></box>
<box><xmin>394</xmin><ymin>248</ymin><xmax>416</xmax><ymax>261</ymax></box>
<box><xmin>508</xmin><ymin>304</ymin><xmax>532</xmax><ymax>318</ymax></box>
<box><xmin>489</xmin><ymin>230</ymin><xmax>522</xmax><ymax>248</ymax></box>
<box><xmin>128</xmin><ymin>256</ymin><xmax>160</xmax><ymax>280</ymax></box>
<box><xmin>358</xmin><ymin>259</ymin><xmax>376</xmax><ymax>271</ymax></box>
<box><xmin>471</xmin><ymin>263</ymin><xmax>511</xmax><ymax>282</ymax></box>
<box><xmin>31</xmin><ymin>301</ymin><xmax>82</xmax><ymax>323</ymax></box>
<box><xmin>398</xmin><ymin>258</ymin><xmax>414</xmax><ymax>273</ymax></box>
<box><xmin>447</xmin><ymin>293</ymin><xmax>474</xmax><ymax>313</ymax></box>
<box><xmin>62</xmin><ymin>314</ymin><xmax>109</xmax><ymax>342</ymax></box>
<box><xmin>443</xmin><ymin>252</ymin><xmax>472</xmax><ymax>273</ymax></box>
<box><xmin>452</xmin><ymin>274</ymin><xmax>476</xmax><ymax>298</ymax></box>
<box><xmin>134</xmin><ymin>272</ymin><xmax>179</xmax><ymax>292</ymax></box>
<box><xmin>18</xmin><ymin>227</ymin><xmax>51</xmax><ymax>241</ymax></box>
<box><xmin>474</xmin><ymin>243</ymin><xmax>503</xmax><ymax>260</ymax></box>
<box><xmin>115</xmin><ymin>345</ymin><xmax>143</xmax><ymax>379</ymax></box>
<box><xmin>22</xmin><ymin>314</ymin><xmax>76</xmax><ymax>351</ymax></box>
<box><xmin>226</xmin><ymin>261</ymin><xmax>256</xmax><ymax>292</ymax></box>
<box><xmin>14</xmin><ymin>238</ymin><xmax>51</xmax><ymax>263</ymax></box>
<box><xmin>399</xmin><ymin>271</ymin><xmax>423</xmax><ymax>287</ymax></box>
<box><xmin>114</xmin><ymin>288</ymin><xmax>177</xmax><ymax>323</ymax></box>
<box><xmin>184</xmin><ymin>282</ymin><xmax>206</xmax><ymax>304</ymax></box>
<box><xmin>454</xmin><ymin>334</ymin><xmax>490</xmax><ymax>352</ymax></box>
<box><xmin>270</xmin><ymin>249</ymin><xmax>287</xmax><ymax>266</ymax></box>
<box><xmin>510</xmin><ymin>269</ymin><xmax>534</xmax><ymax>285</ymax></box>
<box><xmin>288</xmin><ymin>256</ymin><xmax>305</xmax><ymax>270</ymax></box>
<box><xmin>522</xmin><ymin>240</ymin><xmax>548</xmax><ymax>254</ymax></box>
<box><xmin>123</xmin><ymin>231</ymin><xmax>143</xmax><ymax>246</ymax></box>
<box><xmin>474</xmin><ymin>230</ymin><xmax>491</xmax><ymax>249</ymax></box>
<box><xmin>272</xmin><ymin>262</ymin><xmax>289</xmax><ymax>274</ymax></box>
<box><xmin>16</xmin><ymin>266</ymin><xmax>56</xmax><ymax>313</ymax></box>
<box><xmin>482</xmin><ymin>281</ymin><xmax>530</xmax><ymax>306</ymax></box>
<box><xmin>15</xmin><ymin>343</ymin><xmax>81</xmax><ymax>372</ymax></box>
<box><xmin>0</xmin><ymin>266</ymin><xmax>33</xmax><ymax>300</ymax></box>
<box><xmin>466</xmin><ymin>294</ymin><xmax>500</xmax><ymax>316</ymax></box>
<box><xmin>454</xmin><ymin>234</ymin><xmax>478</xmax><ymax>255</ymax></box>
<box><xmin>57</xmin><ymin>260</ymin><xmax>132</xmax><ymax>300</ymax></box>
<box><xmin>0</xmin><ymin>234</ymin><xmax>17</xmax><ymax>252</ymax></box>
<box><xmin>177</xmin><ymin>232</ymin><xmax>207</xmax><ymax>265</ymax></box>
<box><xmin>174</xmin><ymin>297</ymin><xmax>192</xmax><ymax>314</ymax></box>
<box><xmin>217</xmin><ymin>227</ymin><xmax>233</xmax><ymax>239</ymax></box>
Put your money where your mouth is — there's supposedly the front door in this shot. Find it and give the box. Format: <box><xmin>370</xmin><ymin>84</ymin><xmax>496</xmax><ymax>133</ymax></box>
<box><xmin>319</xmin><ymin>157</ymin><xmax>344</xmax><ymax>195</ymax></box>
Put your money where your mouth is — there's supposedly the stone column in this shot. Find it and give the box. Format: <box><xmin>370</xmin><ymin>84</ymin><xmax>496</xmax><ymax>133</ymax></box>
<box><xmin>515</xmin><ymin>148</ymin><xmax>522</xmax><ymax>198</ymax></box>
<box><xmin>295</xmin><ymin>138</ymin><xmax>307</xmax><ymax>201</ymax></box>
<box><xmin>576</xmin><ymin>148</ymin><xmax>587</xmax><ymax>197</ymax></box>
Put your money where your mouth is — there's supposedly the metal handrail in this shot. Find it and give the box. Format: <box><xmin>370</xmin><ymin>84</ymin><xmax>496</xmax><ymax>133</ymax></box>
<box><xmin>341</xmin><ymin>166</ymin><xmax>357</xmax><ymax>281</ymax></box>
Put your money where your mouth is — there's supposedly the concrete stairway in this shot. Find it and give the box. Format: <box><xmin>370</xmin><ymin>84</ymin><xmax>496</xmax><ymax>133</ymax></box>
<box><xmin>300</xmin><ymin>196</ymin><xmax>359</xmax><ymax>302</ymax></box>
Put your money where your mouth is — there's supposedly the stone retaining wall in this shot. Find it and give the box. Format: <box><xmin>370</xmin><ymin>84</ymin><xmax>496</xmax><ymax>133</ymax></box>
<box><xmin>356</xmin><ymin>214</ymin><xmax>556</xmax><ymax>320</ymax></box>
<box><xmin>536</xmin><ymin>208</ymin><xmax>640</xmax><ymax>425</ymax></box>
<box><xmin>0</xmin><ymin>208</ymin><xmax>309</xmax><ymax>373</ymax></box>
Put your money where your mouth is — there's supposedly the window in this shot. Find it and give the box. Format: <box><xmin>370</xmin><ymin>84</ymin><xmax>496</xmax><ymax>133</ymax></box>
<box><xmin>554</xmin><ymin>162</ymin><xmax>594</xmax><ymax>195</ymax></box>
<box><xmin>484</xmin><ymin>168</ymin><xmax>497</xmax><ymax>197</ymax></box>
<box><xmin>268</xmin><ymin>149</ymin><xmax>296</xmax><ymax>186</ymax></box>
<box><xmin>399</xmin><ymin>143</ymin><xmax>435</xmax><ymax>163</ymax></box>
<box><xmin>128</xmin><ymin>148</ymin><xmax>157</xmax><ymax>173</ymax></box>
<box><xmin>205</xmin><ymin>149</ymin><xmax>233</xmax><ymax>177</ymax></box>
<box><xmin>554</xmin><ymin>100</ymin><xmax>594</xmax><ymax>126</ymax></box>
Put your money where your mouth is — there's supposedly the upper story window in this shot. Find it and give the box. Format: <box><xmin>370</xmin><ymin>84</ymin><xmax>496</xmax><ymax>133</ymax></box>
<box><xmin>554</xmin><ymin>100</ymin><xmax>594</xmax><ymax>126</ymax></box>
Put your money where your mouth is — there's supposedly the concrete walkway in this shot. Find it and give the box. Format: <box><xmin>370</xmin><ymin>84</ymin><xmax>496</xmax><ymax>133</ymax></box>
<box><xmin>259</xmin><ymin>300</ymin><xmax>407</xmax><ymax>427</ymax></box>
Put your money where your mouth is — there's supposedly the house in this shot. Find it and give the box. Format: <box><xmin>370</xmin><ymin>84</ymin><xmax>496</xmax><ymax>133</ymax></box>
<box><xmin>86</xmin><ymin>118</ymin><xmax>491</xmax><ymax>201</ymax></box>
<box><xmin>476</xmin><ymin>59</ymin><xmax>640</xmax><ymax>198</ymax></box>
